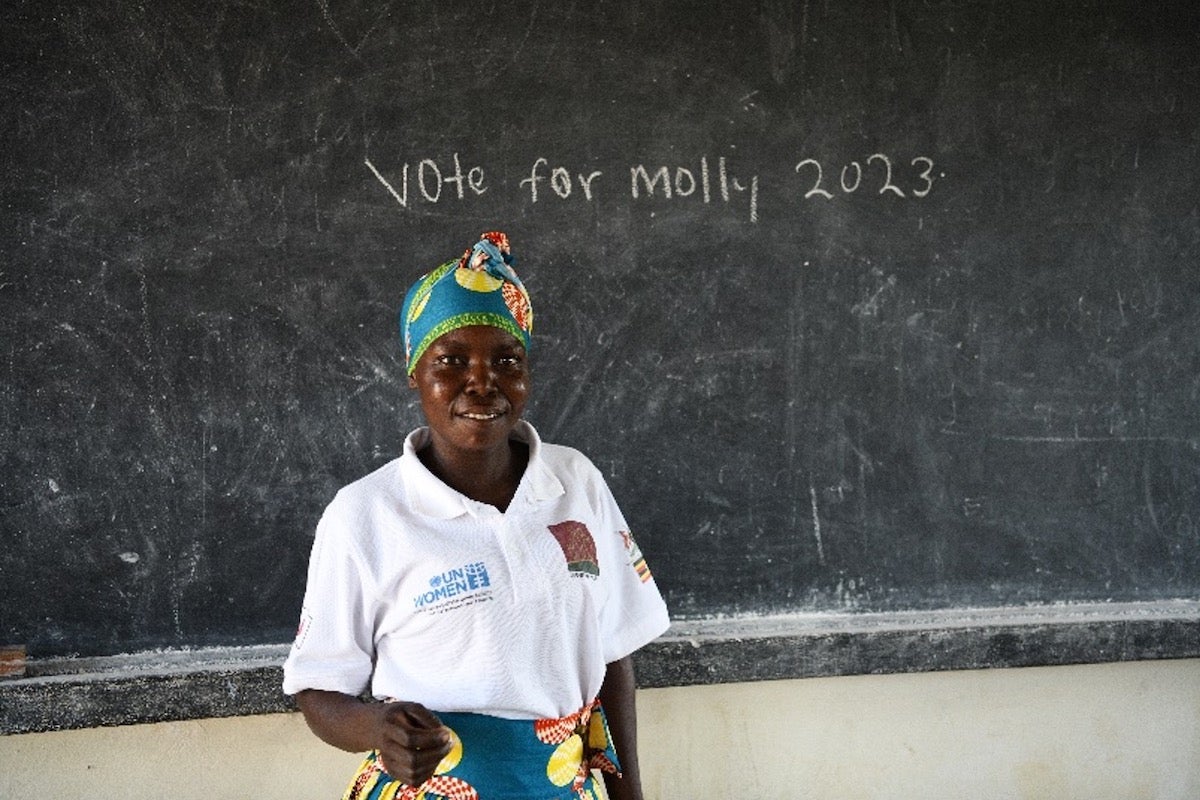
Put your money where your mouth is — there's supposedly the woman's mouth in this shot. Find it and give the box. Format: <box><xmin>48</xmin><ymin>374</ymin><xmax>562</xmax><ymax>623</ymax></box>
<box><xmin>460</xmin><ymin>409</ymin><xmax>504</xmax><ymax>421</ymax></box>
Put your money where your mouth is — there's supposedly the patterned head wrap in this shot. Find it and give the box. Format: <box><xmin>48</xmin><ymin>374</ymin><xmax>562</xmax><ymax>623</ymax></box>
<box><xmin>399</xmin><ymin>231</ymin><xmax>533</xmax><ymax>375</ymax></box>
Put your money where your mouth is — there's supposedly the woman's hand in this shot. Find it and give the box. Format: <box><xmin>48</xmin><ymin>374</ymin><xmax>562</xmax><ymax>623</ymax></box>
<box><xmin>372</xmin><ymin>701</ymin><xmax>454</xmax><ymax>786</ymax></box>
<box><xmin>295</xmin><ymin>690</ymin><xmax>453</xmax><ymax>787</ymax></box>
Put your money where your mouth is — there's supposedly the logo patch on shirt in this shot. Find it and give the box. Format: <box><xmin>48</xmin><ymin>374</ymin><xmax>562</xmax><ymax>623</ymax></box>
<box><xmin>413</xmin><ymin>561</ymin><xmax>494</xmax><ymax>614</ymax></box>
<box><xmin>547</xmin><ymin>520</ymin><xmax>600</xmax><ymax>578</ymax></box>
<box><xmin>292</xmin><ymin>608</ymin><xmax>314</xmax><ymax>651</ymax></box>
<box><xmin>620</xmin><ymin>530</ymin><xmax>653</xmax><ymax>583</ymax></box>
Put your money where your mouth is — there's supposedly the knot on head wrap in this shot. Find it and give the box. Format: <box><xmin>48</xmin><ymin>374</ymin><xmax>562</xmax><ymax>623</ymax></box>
<box><xmin>399</xmin><ymin>231</ymin><xmax>533</xmax><ymax>374</ymax></box>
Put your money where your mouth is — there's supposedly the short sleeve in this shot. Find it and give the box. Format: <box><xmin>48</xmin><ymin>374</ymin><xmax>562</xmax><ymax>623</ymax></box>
<box><xmin>281</xmin><ymin>498</ymin><xmax>376</xmax><ymax>697</ymax></box>
<box><xmin>589</xmin><ymin>472</ymin><xmax>671</xmax><ymax>664</ymax></box>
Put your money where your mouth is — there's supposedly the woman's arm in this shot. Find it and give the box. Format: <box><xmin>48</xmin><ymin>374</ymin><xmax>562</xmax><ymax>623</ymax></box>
<box><xmin>295</xmin><ymin>689</ymin><xmax>453</xmax><ymax>787</ymax></box>
<box><xmin>597</xmin><ymin>656</ymin><xmax>648</xmax><ymax>800</ymax></box>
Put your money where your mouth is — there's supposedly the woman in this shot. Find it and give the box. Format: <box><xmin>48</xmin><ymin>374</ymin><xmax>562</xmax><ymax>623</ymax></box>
<box><xmin>283</xmin><ymin>231</ymin><xmax>671</xmax><ymax>800</ymax></box>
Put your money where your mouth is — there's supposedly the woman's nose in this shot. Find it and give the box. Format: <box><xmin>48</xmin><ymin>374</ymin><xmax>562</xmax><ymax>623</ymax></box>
<box><xmin>464</xmin><ymin>360</ymin><xmax>497</xmax><ymax>393</ymax></box>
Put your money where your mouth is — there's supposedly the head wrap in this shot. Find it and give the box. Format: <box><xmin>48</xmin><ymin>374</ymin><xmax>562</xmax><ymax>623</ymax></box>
<box><xmin>399</xmin><ymin>231</ymin><xmax>533</xmax><ymax>375</ymax></box>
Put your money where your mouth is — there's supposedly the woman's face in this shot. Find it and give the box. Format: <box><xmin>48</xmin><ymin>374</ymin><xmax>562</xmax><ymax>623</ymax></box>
<box><xmin>408</xmin><ymin>325</ymin><xmax>530</xmax><ymax>459</ymax></box>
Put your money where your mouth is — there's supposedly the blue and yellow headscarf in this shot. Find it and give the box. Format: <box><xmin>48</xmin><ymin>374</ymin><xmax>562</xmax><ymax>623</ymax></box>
<box><xmin>399</xmin><ymin>231</ymin><xmax>533</xmax><ymax>375</ymax></box>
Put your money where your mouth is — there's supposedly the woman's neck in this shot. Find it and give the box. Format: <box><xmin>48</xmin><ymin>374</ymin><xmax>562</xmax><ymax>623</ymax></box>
<box><xmin>418</xmin><ymin>439</ymin><xmax>530</xmax><ymax>512</ymax></box>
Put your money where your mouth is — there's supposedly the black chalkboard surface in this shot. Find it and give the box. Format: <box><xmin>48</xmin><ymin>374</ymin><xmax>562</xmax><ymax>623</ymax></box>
<box><xmin>2</xmin><ymin>0</ymin><xmax>1198</xmax><ymax>658</ymax></box>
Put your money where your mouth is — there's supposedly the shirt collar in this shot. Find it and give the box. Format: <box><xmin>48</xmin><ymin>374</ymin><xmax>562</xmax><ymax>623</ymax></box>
<box><xmin>399</xmin><ymin>420</ymin><xmax>564</xmax><ymax>519</ymax></box>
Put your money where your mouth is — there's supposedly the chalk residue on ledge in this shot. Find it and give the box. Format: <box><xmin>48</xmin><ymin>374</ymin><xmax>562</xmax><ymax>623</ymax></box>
<box><xmin>662</xmin><ymin>599</ymin><xmax>1200</xmax><ymax>641</ymax></box>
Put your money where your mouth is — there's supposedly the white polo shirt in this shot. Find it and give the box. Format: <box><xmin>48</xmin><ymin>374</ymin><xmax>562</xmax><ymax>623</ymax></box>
<box><xmin>282</xmin><ymin>421</ymin><xmax>671</xmax><ymax>720</ymax></box>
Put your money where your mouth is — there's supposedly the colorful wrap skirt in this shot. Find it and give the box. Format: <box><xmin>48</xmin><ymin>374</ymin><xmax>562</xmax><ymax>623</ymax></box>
<box><xmin>342</xmin><ymin>700</ymin><xmax>621</xmax><ymax>800</ymax></box>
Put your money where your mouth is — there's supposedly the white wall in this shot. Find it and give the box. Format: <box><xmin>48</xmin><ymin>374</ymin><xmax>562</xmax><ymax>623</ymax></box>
<box><xmin>2</xmin><ymin>659</ymin><xmax>1197</xmax><ymax>800</ymax></box>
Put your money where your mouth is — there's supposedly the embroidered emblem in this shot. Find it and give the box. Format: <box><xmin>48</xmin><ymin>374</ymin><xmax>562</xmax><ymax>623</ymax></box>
<box><xmin>620</xmin><ymin>530</ymin><xmax>653</xmax><ymax>583</ymax></box>
<box><xmin>292</xmin><ymin>608</ymin><xmax>313</xmax><ymax>651</ymax></box>
<box><xmin>547</xmin><ymin>521</ymin><xmax>600</xmax><ymax>577</ymax></box>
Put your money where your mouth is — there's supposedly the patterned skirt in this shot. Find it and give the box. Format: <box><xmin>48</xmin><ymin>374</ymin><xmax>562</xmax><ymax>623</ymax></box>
<box><xmin>342</xmin><ymin>699</ymin><xmax>620</xmax><ymax>800</ymax></box>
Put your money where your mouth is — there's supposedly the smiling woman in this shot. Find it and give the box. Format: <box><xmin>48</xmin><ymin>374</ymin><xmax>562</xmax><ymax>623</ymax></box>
<box><xmin>281</xmin><ymin>232</ymin><xmax>670</xmax><ymax>800</ymax></box>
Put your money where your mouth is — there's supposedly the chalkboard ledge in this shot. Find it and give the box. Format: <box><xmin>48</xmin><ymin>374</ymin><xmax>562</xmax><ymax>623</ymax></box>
<box><xmin>3</xmin><ymin>601</ymin><xmax>1198</xmax><ymax>735</ymax></box>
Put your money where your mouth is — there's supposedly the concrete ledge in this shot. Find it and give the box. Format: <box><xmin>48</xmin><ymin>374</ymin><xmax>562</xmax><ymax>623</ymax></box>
<box><xmin>649</xmin><ymin>601</ymin><xmax>1200</xmax><ymax>686</ymax></box>
<box><xmin>3</xmin><ymin>602</ymin><xmax>1198</xmax><ymax>735</ymax></box>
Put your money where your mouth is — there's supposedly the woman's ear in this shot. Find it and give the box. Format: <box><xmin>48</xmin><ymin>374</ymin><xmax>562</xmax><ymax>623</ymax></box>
<box><xmin>407</xmin><ymin>374</ymin><xmax>418</xmax><ymax>389</ymax></box>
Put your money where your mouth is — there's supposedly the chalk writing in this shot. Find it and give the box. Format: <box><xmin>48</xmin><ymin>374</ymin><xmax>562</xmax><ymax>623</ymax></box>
<box><xmin>365</xmin><ymin>149</ymin><xmax>937</xmax><ymax>222</ymax></box>
<box><xmin>521</xmin><ymin>158</ymin><xmax>604</xmax><ymax>202</ymax></box>
<box><xmin>630</xmin><ymin>156</ymin><xmax>758</xmax><ymax>223</ymax></box>
<box><xmin>365</xmin><ymin>153</ymin><xmax>486</xmax><ymax>207</ymax></box>
<box><xmin>795</xmin><ymin>154</ymin><xmax>937</xmax><ymax>200</ymax></box>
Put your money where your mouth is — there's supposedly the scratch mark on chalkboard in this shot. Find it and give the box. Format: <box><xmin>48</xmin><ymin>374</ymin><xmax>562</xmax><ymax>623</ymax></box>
<box><xmin>314</xmin><ymin>0</ymin><xmax>385</xmax><ymax>60</ymax></box>
<box><xmin>809</xmin><ymin>479</ymin><xmax>826</xmax><ymax>565</ymax></box>
<box><xmin>786</xmin><ymin>271</ymin><xmax>803</xmax><ymax>545</ymax></box>
<box><xmin>939</xmin><ymin>429</ymin><xmax>1195</xmax><ymax>446</ymax></box>
<box><xmin>762</xmin><ymin>0</ymin><xmax>807</xmax><ymax>83</ymax></box>
<box><xmin>259</xmin><ymin>188</ymin><xmax>289</xmax><ymax>247</ymax></box>
<box><xmin>852</xmin><ymin>274</ymin><xmax>897</xmax><ymax>318</ymax></box>
<box><xmin>1144</xmin><ymin>459</ymin><xmax>1163</xmax><ymax>538</ymax></box>
<box><xmin>544</xmin><ymin>356</ymin><xmax>606</xmax><ymax>443</ymax></box>
<box><xmin>846</xmin><ymin>434</ymin><xmax>873</xmax><ymax>532</ymax></box>
<box><xmin>343</xmin><ymin>359</ymin><xmax>399</xmax><ymax>401</ymax></box>
<box><xmin>467</xmin><ymin>5</ymin><xmax>540</xmax><ymax>82</ymax></box>
<box><xmin>795</xmin><ymin>0</ymin><xmax>809</xmax><ymax>82</ymax></box>
<box><xmin>692</xmin><ymin>347</ymin><xmax>774</xmax><ymax>363</ymax></box>
<box><xmin>136</xmin><ymin>269</ymin><xmax>169</xmax><ymax>442</ymax></box>
<box><xmin>888</xmin><ymin>0</ymin><xmax>903</xmax><ymax>53</ymax></box>
<box><xmin>961</xmin><ymin>496</ymin><xmax>986</xmax><ymax>518</ymax></box>
<box><xmin>200</xmin><ymin>422</ymin><xmax>210</xmax><ymax>532</ymax></box>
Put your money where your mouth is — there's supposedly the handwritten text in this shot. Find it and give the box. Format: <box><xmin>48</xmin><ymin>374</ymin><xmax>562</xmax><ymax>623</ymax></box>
<box><xmin>366</xmin><ymin>150</ymin><xmax>938</xmax><ymax>223</ymax></box>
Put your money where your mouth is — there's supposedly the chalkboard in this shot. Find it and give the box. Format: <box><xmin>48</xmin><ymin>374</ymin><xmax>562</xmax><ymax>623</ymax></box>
<box><xmin>2</xmin><ymin>0</ymin><xmax>1198</xmax><ymax>658</ymax></box>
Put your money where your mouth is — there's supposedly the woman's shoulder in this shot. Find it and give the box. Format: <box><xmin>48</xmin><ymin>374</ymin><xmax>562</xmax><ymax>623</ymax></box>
<box><xmin>536</xmin><ymin>440</ymin><xmax>619</xmax><ymax>499</ymax></box>
<box><xmin>537</xmin><ymin>437</ymin><xmax>585</xmax><ymax>461</ymax></box>
<box><xmin>313</xmin><ymin>458</ymin><xmax>413</xmax><ymax>563</ymax></box>
<box><xmin>325</xmin><ymin>457</ymin><xmax>407</xmax><ymax>517</ymax></box>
